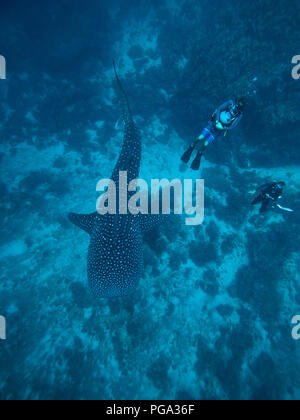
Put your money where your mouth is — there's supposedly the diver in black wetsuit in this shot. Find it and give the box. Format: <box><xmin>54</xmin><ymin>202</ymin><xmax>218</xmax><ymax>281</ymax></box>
<box><xmin>181</xmin><ymin>98</ymin><xmax>246</xmax><ymax>171</ymax></box>
<box><xmin>251</xmin><ymin>182</ymin><xmax>291</xmax><ymax>213</ymax></box>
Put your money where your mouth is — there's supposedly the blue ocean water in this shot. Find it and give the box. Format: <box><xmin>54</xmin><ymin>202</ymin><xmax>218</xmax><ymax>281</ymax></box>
<box><xmin>0</xmin><ymin>0</ymin><xmax>299</xmax><ymax>400</ymax></box>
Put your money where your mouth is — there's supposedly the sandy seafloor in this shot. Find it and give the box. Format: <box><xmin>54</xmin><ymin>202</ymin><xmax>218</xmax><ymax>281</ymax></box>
<box><xmin>0</xmin><ymin>0</ymin><xmax>299</xmax><ymax>400</ymax></box>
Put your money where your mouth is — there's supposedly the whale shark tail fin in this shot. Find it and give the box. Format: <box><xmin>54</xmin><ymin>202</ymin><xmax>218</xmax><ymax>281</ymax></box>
<box><xmin>113</xmin><ymin>60</ymin><xmax>132</xmax><ymax>123</ymax></box>
<box><xmin>111</xmin><ymin>61</ymin><xmax>141</xmax><ymax>185</ymax></box>
<box><xmin>68</xmin><ymin>212</ymin><xmax>97</xmax><ymax>235</ymax></box>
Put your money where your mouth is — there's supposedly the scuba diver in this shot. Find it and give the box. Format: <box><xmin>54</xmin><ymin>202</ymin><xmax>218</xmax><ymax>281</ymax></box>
<box><xmin>181</xmin><ymin>98</ymin><xmax>246</xmax><ymax>171</ymax></box>
<box><xmin>251</xmin><ymin>182</ymin><xmax>293</xmax><ymax>213</ymax></box>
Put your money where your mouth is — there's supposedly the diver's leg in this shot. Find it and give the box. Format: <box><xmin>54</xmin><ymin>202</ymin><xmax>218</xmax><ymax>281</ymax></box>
<box><xmin>181</xmin><ymin>136</ymin><xmax>204</xmax><ymax>164</ymax></box>
<box><xmin>252</xmin><ymin>195</ymin><xmax>262</xmax><ymax>206</ymax></box>
<box><xmin>260</xmin><ymin>199</ymin><xmax>271</xmax><ymax>213</ymax></box>
<box><xmin>191</xmin><ymin>142</ymin><xmax>207</xmax><ymax>171</ymax></box>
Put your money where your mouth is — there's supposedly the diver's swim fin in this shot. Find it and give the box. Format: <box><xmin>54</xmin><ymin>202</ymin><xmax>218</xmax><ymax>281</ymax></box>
<box><xmin>191</xmin><ymin>151</ymin><xmax>203</xmax><ymax>171</ymax></box>
<box><xmin>260</xmin><ymin>200</ymin><xmax>271</xmax><ymax>213</ymax></box>
<box><xmin>181</xmin><ymin>144</ymin><xmax>196</xmax><ymax>164</ymax></box>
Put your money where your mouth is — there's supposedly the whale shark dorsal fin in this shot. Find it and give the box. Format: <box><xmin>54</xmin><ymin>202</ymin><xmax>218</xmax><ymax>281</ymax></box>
<box><xmin>68</xmin><ymin>212</ymin><xmax>97</xmax><ymax>235</ymax></box>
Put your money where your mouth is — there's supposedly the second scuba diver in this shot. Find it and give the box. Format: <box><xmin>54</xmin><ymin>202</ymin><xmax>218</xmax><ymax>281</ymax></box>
<box><xmin>181</xmin><ymin>98</ymin><xmax>246</xmax><ymax>170</ymax></box>
<box><xmin>251</xmin><ymin>182</ymin><xmax>294</xmax><ymax>213</ymax></box>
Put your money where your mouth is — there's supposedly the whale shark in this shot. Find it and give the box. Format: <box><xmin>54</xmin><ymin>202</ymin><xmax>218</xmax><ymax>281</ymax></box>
<box><xmin>69</xmin><ymin>64</ymin><xmax>164</xmax><ymax>298</ymax></box>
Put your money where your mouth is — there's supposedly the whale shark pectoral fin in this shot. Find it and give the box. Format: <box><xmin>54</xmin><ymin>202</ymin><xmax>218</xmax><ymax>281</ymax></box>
<box><xmin>139</xmin><ymin>214</ymin><xmax>171</xmax><ymax>233</ymax></box>
<box><xmin>68</xmin><ymin>212</ymin><xmax>97</xmax><ymax>235</ymax></box>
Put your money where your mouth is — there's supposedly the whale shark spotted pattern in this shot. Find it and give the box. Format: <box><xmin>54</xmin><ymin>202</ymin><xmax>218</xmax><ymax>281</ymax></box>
<box><xmin>69</xmin><ymin>64</ymin><xmax>164</xmax><ymax>298</ymax></box>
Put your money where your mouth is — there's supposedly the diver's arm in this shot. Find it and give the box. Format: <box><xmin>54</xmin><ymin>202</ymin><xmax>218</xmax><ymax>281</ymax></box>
<box><xmin>226</xmin><ymin>114</ymin><xmax>243</xmax><ymax>130</ymax></box>
<box><xmin>256</xmin><ymin>183</ymin><xmax>273</xmax><ymax>196</ymax></box>
<box><xmin>251</xmin><ymin>184</ymin><xmax>272</xmax><ymax>203</ymax></box>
